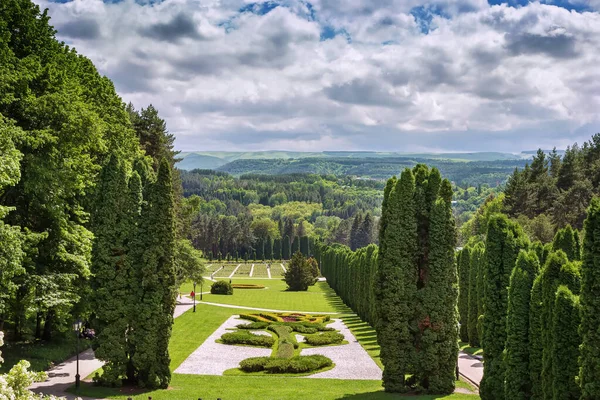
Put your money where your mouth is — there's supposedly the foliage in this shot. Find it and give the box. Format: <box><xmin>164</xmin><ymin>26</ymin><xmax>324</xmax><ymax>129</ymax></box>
<box><xmin>551</xmin><ymin>286</ymin><xmax>581</xmax><ymax>400</ymax></box>
<box><xmin>457</xmin><ymin>247</ymin><xmax>471</xmax><ymax>342</ymax></box>
<box><xmin>528</xmin><ymin>276</ymin><xmax>543</xmax><ymax>400</ymax></box>
<box><xmin>220</xmin><ymin>331</ymin><xmax>275</xmax><ymax>348</ymax></box>
<box><xmin>303</xmin><ymin>332</ymin><xmax>344</xmax><ymax>346</ymax></box>
<box><xmin>210</xmin><ymin>281</ymin><xmax>233</xmax><ymax>295</ymax></box>
<box><xmin>480</xmin><ymin>213</ymin><xmax>528</xmax><ymax>400</ymax></box>
<box><xmin>237</xmin><ymin>322</ymin><xmax>269</xmax><ymax>330</ymax></box>
<box><xmin>372</xmin><ymin>165</ymin><xmax>458</xmax><ymax>394</ymax></box>
<box><xmin>580</xmin><ymin>197</ymin><xmax>600</xmax><ymax>400</ymax></box>
<box><xmin>239</xmin><ymin>355</ymin><xmax>333</xmax><ymax>374</ymax></box>
<box><xmin>552</xmin><ymin>225</ymin><xmax>580</xmax><ymax>261</ymax></box>
<box><xmin>283</xmin><ymin>252</ymin><xmax>315</xmax><ymax>291</ymax></box>
<box><xmin>505</xmin><ymin>250</ymin><xmax>539</xmax><ymax>400</ymax></box>
<box><xmin>467</xmin><ymin>242</ymin><xmax>484</xmax><ymax>347</ymax></box>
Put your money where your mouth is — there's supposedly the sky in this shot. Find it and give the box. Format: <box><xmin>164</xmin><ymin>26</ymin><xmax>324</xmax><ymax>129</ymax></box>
<box><xmin>35</xmin><ymin>0</ymin><xmax>600</xmax><ymax>153</ymax></box>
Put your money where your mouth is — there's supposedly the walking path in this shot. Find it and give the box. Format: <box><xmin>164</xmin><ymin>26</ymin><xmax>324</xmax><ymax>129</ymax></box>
<box><xmin>198</xmin><ymin>300</ymin><xmax>349</xmax><ymax>315</ymax></box>
<box><xmin>228</xmin><ymin>264</ymin><xmax>241</xmax><ymax>278</ymax></box>
<box><xmin>280</xmin><ymin>263</ymin><xmax>287</xmax><ymax>273</ymax></box>
<box><xmin>249</xmin><ymin>263</ymin><xmax>254</xmax><ymax>277</ymax></box>
<box><xmin>29</xmin><ymin>299</ymin><xmax>197</xmax><ymax>399</ymax></box>
<box><xmin>267</xmin><ymin>264</ymin><xmax>272</xmax><ymax>279</ymax></box>
<box><xmin>458</xmin><ymin>351</ymin><xmax>483</xmax><ymax>388</ymax></box>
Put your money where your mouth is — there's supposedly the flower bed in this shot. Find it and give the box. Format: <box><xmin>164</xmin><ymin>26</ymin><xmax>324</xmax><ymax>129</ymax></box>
<box><xmin>231</xmin><ymin>284</ymin><xmax>265</xmax><ymax>289</ymax></box>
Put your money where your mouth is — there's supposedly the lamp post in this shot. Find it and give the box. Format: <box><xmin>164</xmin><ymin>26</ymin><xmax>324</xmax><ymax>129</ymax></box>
<box><xmin>200</xmin><ymin>280</ymin><xmax>203</xmax><ymax>301</ymax></box>
<box><xmin>193</xmin><ymin>281</ymin><xmax>196</xmax><ymax>313</ymax></box>
<box><xmin>72</xmin><ymin>319</ymin><xmax>83</xmax><ymax>390</ymax></box>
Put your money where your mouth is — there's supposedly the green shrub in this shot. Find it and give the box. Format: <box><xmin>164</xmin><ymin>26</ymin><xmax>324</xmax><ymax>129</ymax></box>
<box><xmin>237</xmin><ymin>322</ymin><xmax>269</xmax><ymax>330</ymax></box>
<box><xmin>276</xmin><ymin>341</ymin><xmax>295</xmax><ymax>358</ymax></box>
<box><xmin>211</xmin><ymin>280</ymin><xmax>233</xmax><ymax>295</ymax></box>
<box><xmin>268</xmin><ymin>325</ymin><xmax>298</xmax><ymax>349</ymax></box>
<box><xmin>239</xmin><ymin>357</ymin><xmax>269</xmax><ymax>372</ymax></box>
<box><xmin>220</xmin><ymin>331</ymin><xmax>274</xmax><ymax>347</ymax></box>
<box><xmin>304</xmin><ymin>331</ymin><xmax>344</xmax><ymax>346</ymax></box>
<box><xmin>240</xmin><ymin>355</ymin><xmax>332</xmax><ymax>374</ymax></box>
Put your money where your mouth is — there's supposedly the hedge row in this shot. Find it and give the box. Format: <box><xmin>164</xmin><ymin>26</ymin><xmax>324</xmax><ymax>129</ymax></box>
<box><xmin>239</xmin><ymin>355</ymin><xmax>332</xmax><ymax>374</ymax></box>
<box><xmin>303</xmin><ymin>331</ymin><xmax>344</xmax><ymax>346</ymax></box>
<box><xmin>220</xmin><ymin>331</ymin><xmax>275</xmax><ymax>347</ymax></box>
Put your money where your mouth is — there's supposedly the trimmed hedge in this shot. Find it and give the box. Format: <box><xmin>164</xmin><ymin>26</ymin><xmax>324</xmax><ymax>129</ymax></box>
<box><xmin>239</xmin><ymin>355</ymin><xmax>333</xmax><ymax>374</ymax></box>
<box><xmin>304</xmin><ymin>331</ymin><xmax>344</xmax><ymax>346</ymax></box>
<box><xmin>237</xmin><ymin>322</ymin><xmax>269</xmax><ymax>330</ymax></box>
<box><xmin>211</xmin><ymin>280</ymin><xmax>233</xmax><ymax>295</ymax></box>
<box><xmin>239</xmin><ymin>313</ymin><xmax>331</xmax><ymax>325</ymax></box>
<box><xmin>268</xmin><ymin>325</ymin><xmax>299</xmax><ymax>349</ymax></box>
<box><xmin>232</xmin><ymin>284</ymin><xmax>265</xmax><ymax>289</ymax></box>
<box><xmin>220</xmin><ymin>331</ymin><xmax>275</xmax><ymax>347</ymax></box>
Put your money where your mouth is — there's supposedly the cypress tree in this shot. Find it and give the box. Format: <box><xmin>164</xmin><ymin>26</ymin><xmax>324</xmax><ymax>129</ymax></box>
<box><xmin>256</xmin><ymin>238</ymin><xmax>264</xmax><ymax>260</ymax></box>
<box><xmin>580</xmin><ymin>197</ymin><xmax>600</xmax><ymax>400</ymax></box>
<box><xmin>291</xmin><ymin>235</ymin><xmax>299</xmax><ymax>254</ymax></box>
<box><xmin>265</xmin><ymin>236</ymin><xmax>273</xmax><ymax>260</ymax></box>
<box><xmin>300</xmin><ymin>236</ymin><xmax>309</xmax><ymax>256</ymax></box>
<box><xmin>91</xmin><ymin>156</ymin><xmax>137</xmax><ymax>385</ymax></box>
<box><xmin>540</xmin><ymin>251</ymin><xmax>569</xmax><ymax>399</ymax></box>
<box><xmin>360</xmin><ymin>212</ymin><xmax>375</xmax><ymax>248</ymax></box>
<box><xmin>480</xmin><ymin>214</ymin><xmax>528</xmax><ymax>400</ymax></box>
<box><xmin>529</xmin><ymin>275</ymin><xmax>543</xmax><ymax>400</ymax></box>
<box><xmin>350</xmin><ymin>213</ymin><xmax>363</xmax><ymax>251</ymax></box>
<box><xmin>131</xmin><ymin>159</ymin><xmax>176</xmax><ymax>389</ymax></box>
<box><xmin>551</xmin><ymin>286</ymin><xmax>581</xmax><ymax>400</ymax></box>
<box><xmin>505</xmin><ymin>250</ymin><xmax>539</xmax><ymax>400</ymax></box>
<box><xmin>458</xmin><ymin>247</ymin><xmax>470</xmax><ymax>342</ymax></box>
<box><xmin>283</xmin><ymin>235</ymin><xmax>291</xmax><ymax>260</ymax></box>
<box><xmin>468</xmin><ymin>242</ymin><xmax>484</xmax><ymax>346</ymax></box>
<box><xmin>375</xmin><ymin>171</ymin><xmax>416</xmax><ymax>393</ymax></box>
<box><xmin>476</xmin><ymin>243</ymin><xmax>486</xmax><ymax>342</ymax></box>
<box><xmin>416</xmin><ymin>178</ymin><xmax>458</xmax><ymax>394</ymax></box>
<box><xmin>552</xmin><ymin>225</ymin><xmax>579</xmax><ymax>261</ymax></box>
<box><xmin>273</xmin><ymin>238</ymin><xmax>282</xmax><ymax>260</ymax></box>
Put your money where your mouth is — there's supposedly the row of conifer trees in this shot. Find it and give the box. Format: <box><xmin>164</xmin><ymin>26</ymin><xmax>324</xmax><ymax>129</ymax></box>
<box><xmin>321</xmin><ymin>165</ymin><xmax>600</xmax><ymax>399</ymax></box>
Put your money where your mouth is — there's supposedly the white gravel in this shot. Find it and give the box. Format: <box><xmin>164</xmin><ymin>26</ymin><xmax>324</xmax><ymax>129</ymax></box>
<box><xmin>174</xmin><ymin>316</ymin><xmax>272</xmax><ymax>375</ymax></box>
<box><xmin>295</xmin><ymin>334</ymin><xmax>305</xmax><ymax>342</ymax></box>
<box><xmin>301</xmin><ymin>319</ymin><xmax>382</xmax><ymax>380</ymax></box>
<box><xmin>250</xmin><ymin>330</ymin><xmax>272</xmax><ymax>337</ymax></box>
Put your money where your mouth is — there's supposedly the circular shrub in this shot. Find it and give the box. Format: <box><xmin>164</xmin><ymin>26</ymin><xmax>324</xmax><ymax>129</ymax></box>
<box><xmin>232</xmin><ymin>284</ymin><xmax>265</xmax><ymax>289</ymax></box>
<box><xmin>211</xmin><ymin>280</ymin><xmax>233</xmax><ymax>295</ymax></box>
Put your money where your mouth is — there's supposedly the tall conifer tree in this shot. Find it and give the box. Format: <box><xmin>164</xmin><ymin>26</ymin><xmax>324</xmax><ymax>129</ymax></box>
<box><xmin>458</xmin><ymin>247</ymin><xmax>470</xmax><ymax>342</ymax></box>
<box><xmin>468</xmin><ymin>243</ymin><xmax>484</xmax><ymax>346</ymax></box>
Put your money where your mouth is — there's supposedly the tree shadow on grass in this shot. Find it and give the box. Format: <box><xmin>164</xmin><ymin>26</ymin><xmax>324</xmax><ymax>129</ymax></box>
<box><xmin>318</xmin><ymin>282</ymin><xmax>354</xmax><ymax>313</ymax></box>
<box><xmin>337</xmin><ymin>393</ymin><xmax>460</xmax><ymax>399</ymax></box>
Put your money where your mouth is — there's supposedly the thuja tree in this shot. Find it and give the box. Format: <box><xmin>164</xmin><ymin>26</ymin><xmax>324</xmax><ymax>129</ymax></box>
<box><xmin>273</xmin><ymin>237</ymin><xmax>282</xmax><ymax>260</ymax></box>
<box><xmin>551</xmin><ymin>286</ymin><xmax>581</xmax><ymax>400</ymax></box>
<box><xmin>283</xmin><ymin>235</ymin><xmax>291</xmax><ymax>260</ymax></box>
<box><xmin>375</xmin><ymin>166</ymin><xmax>457</xmax><ymax>394</ymax></box>
<box><xmin>468</xmin><ymin>242</ymin><xmax>484</xmax><ymax>347</ymax></box>
<box><xmin>505</xmin><ymin>250</ymin><xmax>539</xmax><ymax>400</ymax></box>
<box><xmin>131</xmin><ymin>159</ymin><xmax>177</xmax><ymax>389</ymax></box>
<box><xmin>480</xmin><ymin>214</ymin><xmax>528</xmax><ymax>400</ymax></box>
<box><xmin>529</xmin><ymin>275</ymin><xmax>543</xmax><ymax>400</ymax></box>
<box><xmin>458</xmin><ymin>246</ymin><xmax>471</xmax><ymax>342</ymax></box>
<box><xmin>580</xmin><ymin>197</ymin><xmax>600</xmax><ymax>399</ymax></box>
<box><xmin>375</xmin><ymin>171</ymin><xmax>415</xmax><ymax>393</ymax></box>
<box><xmin>91</xmin><ymin>156</ymin><xmax>139</xmax><ymax>385</ymax></box>
<box><xmin>284</xmin><ymin>251</ymin><xmax>314</xmax><ymax>291</ymax></box>
<box><xmin>552</xmin><ymin>225</ymin><xmax>580</xmax><ymax>261</ymax></box>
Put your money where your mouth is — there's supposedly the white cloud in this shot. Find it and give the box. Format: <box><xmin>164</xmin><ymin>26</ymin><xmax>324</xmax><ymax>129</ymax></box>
<box><xmin>34</xmin><ymin>0</ymin><xmax>600</xmax><ymax>152</ymax></box>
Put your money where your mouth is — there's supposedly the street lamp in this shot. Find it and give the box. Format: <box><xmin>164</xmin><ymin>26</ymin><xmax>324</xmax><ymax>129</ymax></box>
<box><xmin>200</xmin><ymin>280</ymin><xmax>203</xmax><ymax>301</ymax></box>
<box><xmin>72</xmin><ymin>319</ymin><xmax>83</xmax><ymax>390</ymax></box>
<box><xmin>193</xmin><ymin>281</ymin><xmax>196</xmax><ymax>313</ymax></box>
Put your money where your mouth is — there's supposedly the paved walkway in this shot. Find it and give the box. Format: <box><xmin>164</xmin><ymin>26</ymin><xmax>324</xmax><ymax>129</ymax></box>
<box><xmin>198</xmin><ymin>300</ymin><xmax>348</xmax><ymax>315</ymax></box>
<box><xmin>29</xmin><ymin>299</ymin><xmax>196</xmax><ymax>399</ymax></box>
<box><xmin>458</xmin><ymin>351</ymin><xmax>483</xmax><ymax>388</ymax></box>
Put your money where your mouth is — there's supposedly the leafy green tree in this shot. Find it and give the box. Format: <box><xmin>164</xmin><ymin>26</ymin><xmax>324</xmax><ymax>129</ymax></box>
<box><xmin>131</xmin><ymin>159</ymin><xmax>177</xmax><ymax>389</ymax></box>
<box><xmin>580</xmin><ymin>197</ymin><xmax>600</xmax><ymax>400</ymax></box>
<box><xmin>505</xmin><ymin>250</ymin><xmax>539</xmax><ymax>400</ymax></box>
<box><xmin>551</xmin><ymin>286</ymin><xmax>581</xmax><ymax>400</ymax></box>
<box><xmin>480</xmin><ymin>214</ymin><xmax>528</xmax><ymax>400</ymax></box>
<box><xmin>458</xmin><ymin>247</ymin><xmax>471</xmax><ymax>342</ymax></box>
<box><xmin>174</xmin><ymin>239</ymin><xmax>205</xmax><ymax>287</ymax></box>
<box><xmin>283</xmin><ymin>252</ymin><xmax>314</xmax><ymax>291</ymax></box>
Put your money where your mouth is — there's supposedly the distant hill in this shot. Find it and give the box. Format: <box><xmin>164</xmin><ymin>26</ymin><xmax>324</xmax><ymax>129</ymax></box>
<box><xmin>177</xmin><ymin>150</ymin><xmax>528</xmax><ymax>171</ymax></box>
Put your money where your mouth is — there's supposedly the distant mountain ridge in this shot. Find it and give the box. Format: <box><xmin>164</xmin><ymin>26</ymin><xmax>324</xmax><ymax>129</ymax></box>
<box><xmin>178</xmin><ymin>150</ymin><xmax>530</xmax><ymax>171</ymax></box>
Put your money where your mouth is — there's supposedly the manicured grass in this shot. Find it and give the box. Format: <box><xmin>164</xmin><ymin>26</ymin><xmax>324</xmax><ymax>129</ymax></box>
<box><xmin>459</xmin><ymin>342</ymin><xmax>483</xmax><ymax>357</ymax></box>
<box><xmin>72</xmin><ymin>282</ymin><xmax>478</xmax><ymax>399</ymax></box>
<box><xmin>270</xmin><ymin>263</ymin><xmax>286</xmax><ymax>278</ymax></box>
<box><xmin>0</xmin><ymin>334</ymin><xmax>91</xmax><ymax>373</ymax></box>
<box><xmin>251</xmin><ymin>263</ymin><xmax>269</xmax><ymax>277</ymax></box>
<box><xmin>198</xmin><ymin>279</ymin><xmax>353</xmax><ymax>313</ymax></box>
<box><xmin>234</xmin><ymin>263</ymin><xmax>253</xmax><ymax>276</ymax></box>
<box><xmin>214</xmin><ymin>263</ymin><xmax>240</xmax><ymax>278</ymax></box>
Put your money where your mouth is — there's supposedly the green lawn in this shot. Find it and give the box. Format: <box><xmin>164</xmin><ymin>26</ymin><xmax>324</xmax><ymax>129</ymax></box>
<box><xmin>73</xmin><ymin>300</ymin><xmax>478</xmax><ymax>399</ymax></box>
<box><xmin>459</xmin><ymin>342</ymin><xmax>483</xmax><ymax>357</ymax></box>
<box><xmin>196</xmin><ymin>278</ymin><xmax>353</xmax><ymax>313</ymax></box>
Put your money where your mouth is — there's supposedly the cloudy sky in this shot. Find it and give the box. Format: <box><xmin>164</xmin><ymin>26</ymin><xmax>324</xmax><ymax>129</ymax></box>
<box><xmin>35</xmin><ymin>0</ymin><xmax>600</xmax><ymax>153</ymax></box>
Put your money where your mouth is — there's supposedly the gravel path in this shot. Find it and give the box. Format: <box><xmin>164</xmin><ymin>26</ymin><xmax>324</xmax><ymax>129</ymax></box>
<box><xmin>229</xmin><ymin>264</ymin><xmax>242</xmax><ymax>278</ymax></box>
<box><xmin>280</xmin><ymin>263</ymin><xmax>287</xmax><ymax>273</ymax></box>
<box><xmin>249</xmin><ymin>264</ymin><xmax>254</xmax><ymax>277</ymax></box>
<box><xmin>458</xmin><ymin>351</ymin><xmax>483</xmax><ymax>387</ymax></box>
<box><xmin>174</xmin><ymin>316</ymin><xmax>272</xmax><ymax>375</ymax></box>
<box><xmin>267</xmin><ymin>264</ymin><xmax>272</xmax><ymax>279</ymax></box>
<box><xmin>301</xmin><ymin>319</ymin><xmax>382</xmax><ymax>380</ymax></box>
<box><xmin>199</xmin><ymin>301</ymin><xmax>346</xmax><ymax>315</ymax></box>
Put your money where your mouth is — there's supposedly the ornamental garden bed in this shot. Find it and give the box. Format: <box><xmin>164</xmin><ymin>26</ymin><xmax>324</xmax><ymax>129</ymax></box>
<box><xmin>231</xmin><ymin>283</ymin><xmax>265</xmax><ymax>289</ymax></box>
<box><xmin>221</xmin><ymin>313</ymin><xmax>345</xmax><ymax>375</ymax></box>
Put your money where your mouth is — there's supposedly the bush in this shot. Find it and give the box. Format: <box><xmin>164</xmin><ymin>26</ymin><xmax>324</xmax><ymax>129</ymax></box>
<box><xmin>237</xmin><ymin>322</ymin><xmax>269</xmax><ymax>330</ymax></box>
<box><xmin>220</xmin><ymin>331</ymin><xmax>275</xmax><ymax>347</ymax></box>
<box><xmin>276</xmin><ymin>341</ymin><xmax>295</xmax><ymax>358</ymax></box>
<box><xmin>284</xmin><ymin>252</ymin><xmax>316</xmax><ymax>291</ymax></box>
<box><xmin>231</xmin><ymin>284</ymin><xmax>265</xmax><ymax>289</ymax></box>
<box><xmin>304</xmin><ymin>332</ymin><xmax>344</xmax><ymax>346</ymax></box>
<box><xmin>211</xmin><ymin>280</ymin><xmax>233</xmax><ymax>295</ymax></box>
<box><xmin>239</xmin><ymin>355</ymin><xmax>332</xmax><ymax>374</ymax></box>
<box><xmin>268</xmin><ymin>325</ymin><xmax>298</xmax><ymax>349</ymax></box>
